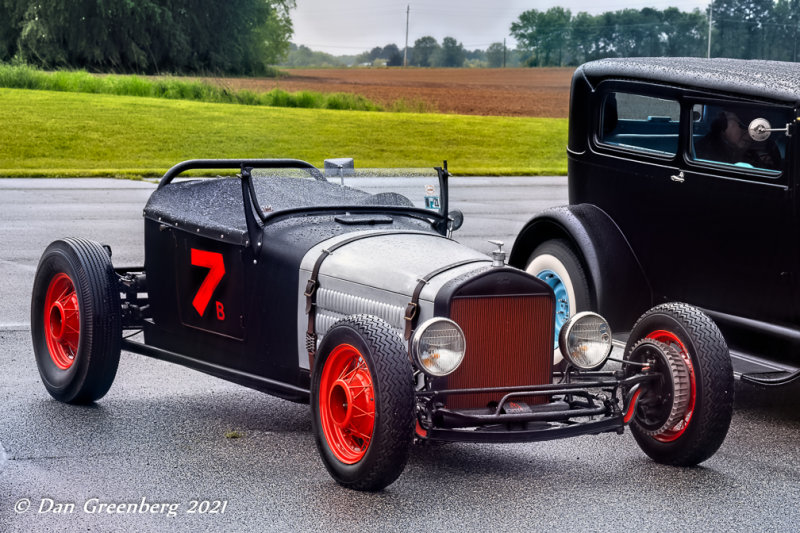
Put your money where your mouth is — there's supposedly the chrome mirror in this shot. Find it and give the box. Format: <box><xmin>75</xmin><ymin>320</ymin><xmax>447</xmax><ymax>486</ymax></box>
<box><xmin>447</xmin><ymin>209</ymin><xmax>464</xmax><ymax>237</ymax></box>
<box><xmin>748</xmin><ymin>118</ymin><xmax>791</xmax><ymax>141</ymax></box>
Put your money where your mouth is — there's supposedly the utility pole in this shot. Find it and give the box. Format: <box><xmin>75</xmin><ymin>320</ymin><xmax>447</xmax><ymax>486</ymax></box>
<box><xmin>404</xmin><ymin>5</ymin><xmax>410</xmax><ymax>67</ymax></box>
<box><xmin>707</xmin><ymin>1</ymin><xmax>713</xmax><ymax>58</ymax></box>
<box><xmin>503</xmin><ymin>38</ymin><xmax>506</xmax><ymax>68</ymax></box>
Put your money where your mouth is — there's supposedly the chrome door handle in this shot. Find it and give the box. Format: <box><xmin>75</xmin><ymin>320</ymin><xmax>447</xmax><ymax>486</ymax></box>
<box><xmin>671</xmin><ymin>171</ymin><xmax>685</xmax><ymax>183</ymax></box>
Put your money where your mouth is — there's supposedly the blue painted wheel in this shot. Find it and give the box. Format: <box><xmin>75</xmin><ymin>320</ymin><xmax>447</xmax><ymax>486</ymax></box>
<box><xmin>536</xmin><ymin>269</ymin><xmax>570</xmax><ymax>349</ymax></box>
<box><xmin>526</xmin><ymin>239</ymin><xmax>591</xmax><ymax>364</ymax></box>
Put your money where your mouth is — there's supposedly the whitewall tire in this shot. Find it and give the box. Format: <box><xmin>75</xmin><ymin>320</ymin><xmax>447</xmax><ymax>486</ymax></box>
<box><xmin>526</xmin><ymin>240</ymin><xmax>591</xmax><ymax>365</ymax></box>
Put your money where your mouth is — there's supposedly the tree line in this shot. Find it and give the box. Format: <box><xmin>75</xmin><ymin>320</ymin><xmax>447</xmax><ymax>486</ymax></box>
<box><xmin>0</xmin><ymin>0</ymin><xmax>294</xmax><ymax>75</ymax></box>
<box><xmin>284</xmin><ymin>37</ymin><xmax>518</xmax><ymax>68</ymax></box>
<box><xmin>287</xmin><ymin>1</ymin><xmax>800</xmax><ymax>68</ymax></box>
<box><xmin>354</xmin><ymin>37</ymin><xmax>490</xmax><ymax>68</ymax></box>
<box><xmin>511</xmin><ymin>0</ymin><xmax>800</xmax><ymax>66</ymax></box>
<box><xmin>3</xmin><ymin>0</ymin><xmax>800</xmax><ymax>74</ymax></box>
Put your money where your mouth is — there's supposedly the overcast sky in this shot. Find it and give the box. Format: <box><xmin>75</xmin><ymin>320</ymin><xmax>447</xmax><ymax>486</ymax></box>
<box><xmin>291</xmin><ymin>0</ymin><xmax>712</xmax><ymax>55</ymax></box>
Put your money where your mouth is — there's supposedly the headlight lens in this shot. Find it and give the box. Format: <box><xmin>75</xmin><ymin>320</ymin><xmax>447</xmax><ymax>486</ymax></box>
<box><xmin>558</xmin><ymin>312</ymin><xmax>612</xmax><ymax>370</ymax></box>
<box><xmin>411</xmin><ymin>318</ymin><xmax>466</xmax><ymax>377</ymax></box>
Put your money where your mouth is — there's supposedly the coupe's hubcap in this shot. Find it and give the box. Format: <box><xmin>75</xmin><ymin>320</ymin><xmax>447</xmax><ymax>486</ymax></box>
<box><xmin>537</xmin><ymin>269</ymin><xmax>569</xmax><ymax>348</ymax></box>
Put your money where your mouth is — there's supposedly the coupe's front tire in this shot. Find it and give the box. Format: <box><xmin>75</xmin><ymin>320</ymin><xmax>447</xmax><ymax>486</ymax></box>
<box><xmin>624</xmin><ymin>303</ymin><xmax>733</xmax><ymax>466</ymax></box>
<box><xmin>311</xmin><ymin>315</ymin><xmax>414</xmax><ymax>491</ymax></box>
<box><xmin>31</xmin><ymin>238</ymin><xmax>121</xmax><ymax>404</ymax></box>
<box><xmin>526</xmin><ymin>239</ymin><xmax>591</xmax><ymax>363</ymax></box>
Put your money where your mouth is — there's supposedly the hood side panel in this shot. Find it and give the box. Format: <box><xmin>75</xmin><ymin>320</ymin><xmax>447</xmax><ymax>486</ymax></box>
<box><xmin>296</xmin><ymin>232</ymin><xmax>491</xmax><ymax>369</ymax></box>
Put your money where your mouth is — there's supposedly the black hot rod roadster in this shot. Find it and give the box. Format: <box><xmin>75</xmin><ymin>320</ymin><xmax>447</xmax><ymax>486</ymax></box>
<box><xmin>31</xmin><ymin>159</ymin><xmax>734</xmax><ymax>491</ymax></box>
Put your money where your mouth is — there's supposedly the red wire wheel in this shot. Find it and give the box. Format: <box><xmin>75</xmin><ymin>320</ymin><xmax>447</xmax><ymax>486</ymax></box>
<box><xmin>31</xmin><ymin>238</ymin><xmax>121</xmax><ymax>404</ymax></box>
<box><xmin>43</xmin><ymin>273</ymin><xmax>81</xmax><ymax>370</ymax></box>
<box><xmin>645</xmin><ymin>329</ymin><xmax>696</xmax><ymax>442</ymax></box>
<box><xmin>310</xmin><ymin>315</ymin><xmax>414</xmax><ymax>491</ymax></box>
<box><xmin>318</xmin><ymin>344</ymin><xmax>376</xmax><ymax>464</ymax></box>
<box><xmin>624</xmin><ymin>303</ymin><xmax>734</xmax><ymax>466</ymax></box>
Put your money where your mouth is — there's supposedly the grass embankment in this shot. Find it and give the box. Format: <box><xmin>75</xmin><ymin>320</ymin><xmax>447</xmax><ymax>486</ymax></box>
<box><xmin>0</xmin><ymin>88</ymin><xmax>568</xmax><ymax>177</ymax></box>
<box><xmin>0</xmin><ymin>63</ymin><xmax>387</xmax><ymax>112</ymax></box>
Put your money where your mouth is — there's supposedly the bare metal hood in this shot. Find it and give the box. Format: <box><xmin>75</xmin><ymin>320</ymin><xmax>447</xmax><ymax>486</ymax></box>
<box><xmin>299</xmin><ymin>231</ymin><xmax>490</xmax><ymax>299</ymax></box>
<box><xmin>295</xmin><ymin>230</ymin><xmax>493</xmax><ymax>370</ymax></box>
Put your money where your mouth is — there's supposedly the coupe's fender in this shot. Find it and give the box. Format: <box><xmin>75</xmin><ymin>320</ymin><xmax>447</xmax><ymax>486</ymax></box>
<box><xmin>509</xmin><ymin>203</ymin><xmax>652</xmax><ymax>331</ymax></box>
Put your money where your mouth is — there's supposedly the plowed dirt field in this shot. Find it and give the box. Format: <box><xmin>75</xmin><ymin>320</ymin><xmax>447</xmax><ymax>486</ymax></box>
<box><xmin>213</xmin><ymin>68</ymin><xmax>574</xmax><ymax>118</ymax></box>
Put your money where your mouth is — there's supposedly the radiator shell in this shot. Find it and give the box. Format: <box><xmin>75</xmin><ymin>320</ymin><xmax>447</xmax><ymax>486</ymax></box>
<box><xmin>434</xmin><ymin>268</ymin><xmax>556</xmax><ymax>409</ymax></box>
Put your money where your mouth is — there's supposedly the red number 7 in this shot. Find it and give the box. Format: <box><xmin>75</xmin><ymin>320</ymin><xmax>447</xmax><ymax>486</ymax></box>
<box><xmin>191</xmin><ymin>249</ymin><xmax>225</xmax><ymax>317</ymax></box>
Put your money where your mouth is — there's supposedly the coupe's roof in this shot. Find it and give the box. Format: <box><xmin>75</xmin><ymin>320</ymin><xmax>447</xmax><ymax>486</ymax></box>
<box><xmin>579</xmin><ymin>57</ymin><xmax>800</xmax><ymax>104</ymax></box>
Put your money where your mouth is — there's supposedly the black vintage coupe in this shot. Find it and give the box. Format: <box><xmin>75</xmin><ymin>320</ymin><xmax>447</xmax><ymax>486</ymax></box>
<box><xmin>31</xmin><ymin>159</ymin><xmax>733</xmax><ymax>491</ymax></box>
<box><xmin>512</xmin><ymin>57</ymin><xmax>800</xmax><ymax>388</ymax></box>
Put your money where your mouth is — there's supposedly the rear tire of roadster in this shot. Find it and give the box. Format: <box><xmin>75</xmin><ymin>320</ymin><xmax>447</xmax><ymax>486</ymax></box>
<box><xmin>30</xmin><ymin>238</ymin><xmax>121</xmax><ymax>404</ymax></box>
<box><xmin>624</xmin><ymin>303</ymin><xmax>733</xmax><ymax>466</ymax></box>
<box><xmin>311</xmin><ymin>315</ymin><xmax>414</xmax><ymax>491</ymax></box>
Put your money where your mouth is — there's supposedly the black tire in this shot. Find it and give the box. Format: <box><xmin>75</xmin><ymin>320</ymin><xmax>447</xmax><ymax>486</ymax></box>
<box><xmin>624</xmin><ymin>303</ymin><xmax>734</xmax><ymax>466</ymax></box>
<box><xmin>31</xmin><ymin>238</ymin><xmax>121</xmax><ymax>404</ymax></box>
<box><xmin>310</xmin><ymin>315</ymin><xmax>414</xmax><ymax>491</ymax></box>
<box><xmin>526</xmin><ymin>239</ymin><xmax>592</xmax><ymax>364</ymax></box>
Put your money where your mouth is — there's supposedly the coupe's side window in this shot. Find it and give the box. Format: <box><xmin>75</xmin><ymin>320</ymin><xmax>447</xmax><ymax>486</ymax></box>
<box><xmin>691</xmin><ymin>103</ymin><xmax>791</xmax><ymax>174</ymax></box>
<box><xmin>598</xmin><ymin>92</ymin><xmax>680</xmax><ymax>156</ymax></box>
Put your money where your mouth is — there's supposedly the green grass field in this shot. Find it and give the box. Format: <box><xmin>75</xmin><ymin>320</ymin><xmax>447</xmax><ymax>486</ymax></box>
<box><xmin>0</xmin><ymin>63</ymin><xmax>387</xmax><ymax>112</ymax></box>
<box><xmin>0</xmin><ymin>88</ymin><xmax>568</xmax><ymax>177</ymax></box>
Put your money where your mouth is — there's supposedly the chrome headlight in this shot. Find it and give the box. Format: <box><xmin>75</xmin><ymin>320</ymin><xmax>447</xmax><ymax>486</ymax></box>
<box><xmin>411</xmin><ymin>318</ymin><xmax>466</xmax><ymax>377</ymax></box>
<box><xmin>558</xmin><ymin>312</ymin><xmax>612</xmax><ymax>370</ymax></box>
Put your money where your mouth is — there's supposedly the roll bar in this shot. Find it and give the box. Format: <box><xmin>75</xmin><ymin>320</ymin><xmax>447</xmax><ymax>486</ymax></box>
<box><xmin>157</xmin><ymin>158</ymin><xmax>320</xmax><ymax>189</ymax></box>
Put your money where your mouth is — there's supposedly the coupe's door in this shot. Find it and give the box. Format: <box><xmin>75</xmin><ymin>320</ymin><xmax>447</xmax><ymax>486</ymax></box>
<box><xmin>662</xmin><ymin>99</ymin><xmax>797</xmax><ymax>325</ymax></box>
<box><xmin>573</xmin><ymin>83</ymin><xmax>683</xmax><ymax>308</ymax></box>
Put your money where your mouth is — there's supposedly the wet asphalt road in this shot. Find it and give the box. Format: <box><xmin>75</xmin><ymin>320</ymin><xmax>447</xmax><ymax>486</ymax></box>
<box><xmin>1</xmin><ymin>178</ymin><xmax>799</xmax><ymax>532</ymax></box>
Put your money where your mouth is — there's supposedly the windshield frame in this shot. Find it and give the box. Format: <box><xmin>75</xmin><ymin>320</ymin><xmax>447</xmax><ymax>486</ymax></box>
<box><xmin>158</xmin><ymin>158</ymin><xmax>452</xmax><ymax>234</ymax></box>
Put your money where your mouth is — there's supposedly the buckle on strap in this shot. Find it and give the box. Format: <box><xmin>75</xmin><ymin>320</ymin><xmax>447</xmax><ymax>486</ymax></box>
<box><xmin>404</xmin><ymin>302</ymin><xmax>418</xmax><ymax>321</ymax></box>
<box><xmin>304</xmin><ymin>279</ymin><xmax>317</xmax><ymax>298</ymax></box>
<box><xmin>304</xmin><ymin>279</ymin><xmax>318</xmax><ymax>314</ymax></box>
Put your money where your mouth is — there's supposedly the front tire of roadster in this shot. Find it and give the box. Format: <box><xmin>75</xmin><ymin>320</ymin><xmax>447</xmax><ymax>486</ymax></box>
<box><xmin>31</xmin><ymin>238</ymin><xmax>121</xmax><ymax>404</ymax></box>
<box><xmin>624</xmin><ymin>303</ymin><xmax>733</xmax><ymax>466</ymax></box>
<box><xmin>311</xmin><ymin>315</ymin><xmax>414</xmax><ymax>491</ymax></box>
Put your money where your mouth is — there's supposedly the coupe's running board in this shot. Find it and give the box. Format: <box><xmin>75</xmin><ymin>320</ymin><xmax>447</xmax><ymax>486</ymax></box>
<box><xmin>614</xmin><ymin>331</ymin><xmax>800</xmax><ymax>387</ymax></box>
<box><xmin>740</xmin><ymin>370</ymin><xmax>800</xmax><ymax>387</ymax></box>
<box><xmin>729</xmin><ymin>349</ymin><xmax>798</xmax><ymax>380</ymax></box>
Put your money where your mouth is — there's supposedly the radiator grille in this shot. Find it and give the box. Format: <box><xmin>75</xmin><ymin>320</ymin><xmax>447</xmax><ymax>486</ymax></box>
<box><xmin>444</xmin><ymin>295</ymin><xmax>554</xmax><ymax>409</ymax></box>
